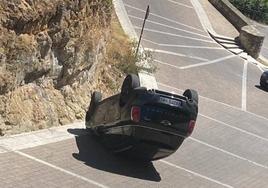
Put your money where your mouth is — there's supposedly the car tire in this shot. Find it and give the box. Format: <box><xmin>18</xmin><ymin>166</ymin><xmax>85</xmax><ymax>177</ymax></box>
<box><xmin>85</xmin><ymin>91</ymin><xmax>102</xmax><ymax>123</ymax></box>
<box><xmin>183</xmin><ymin>89</ymin><xmax>199</xmax><ymax>104</ymax></box>
<box><xmin>120</xmin><ymin>74</ymin><xmax>140</xmax><ymax>106</ymax></box>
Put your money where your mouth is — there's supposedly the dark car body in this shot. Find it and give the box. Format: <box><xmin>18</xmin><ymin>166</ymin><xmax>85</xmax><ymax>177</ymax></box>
<box><xmin>86</xmin><ymin>87</ymin><xmax>198</xmax><ymax>161</ymax></box>
<box><xmin>260</xmin><ymin>71</ymin><xmax>268</xmax><ymax>90</ymax></box>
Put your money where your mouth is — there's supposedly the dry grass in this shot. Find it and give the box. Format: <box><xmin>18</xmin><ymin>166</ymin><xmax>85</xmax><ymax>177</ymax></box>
<box><xmin>106</xmin><ymin>13</ymin><xmax>156</xmax><ymax>77</ymax></box>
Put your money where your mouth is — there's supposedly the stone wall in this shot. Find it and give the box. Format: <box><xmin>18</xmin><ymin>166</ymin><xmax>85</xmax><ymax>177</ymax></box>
<box><xmin>0</xmin><ymin>0</ymin><xmax>113</xmax><ymax>136</ymax></box>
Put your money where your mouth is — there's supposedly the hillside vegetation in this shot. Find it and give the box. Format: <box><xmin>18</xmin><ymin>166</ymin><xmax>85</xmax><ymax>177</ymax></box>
<box><xmin>229</xmin><ymin>0</ymin><xmax>268</xmax><ymax>24</ymax></box>
<box><xmin>0</xmin><ymin>0</ymin><xmax>139</xmax><ymax>136</ymax></box>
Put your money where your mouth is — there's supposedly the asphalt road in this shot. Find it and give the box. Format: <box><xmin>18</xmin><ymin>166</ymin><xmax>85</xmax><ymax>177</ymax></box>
<box><xmin>1</xmin><ymin>0</ymin><xmax>268</xmax><ymax>188</ymax></box>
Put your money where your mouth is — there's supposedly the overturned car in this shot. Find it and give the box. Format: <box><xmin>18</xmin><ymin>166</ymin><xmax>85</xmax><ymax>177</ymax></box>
<box><xmin>85</xmin><ymin>74</ymin><xmax>198</xmax><ymax>161</ymax></box>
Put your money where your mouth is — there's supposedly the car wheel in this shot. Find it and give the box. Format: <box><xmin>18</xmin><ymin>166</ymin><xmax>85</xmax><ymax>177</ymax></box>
<box><xmin>120</xmin><ymin>74</ymin><xmax>140</xmax><ymax>106</ymax></box>
<box><xmin>183</xmin><ymin>89</ymin><xmax>199</xmax><ymax>104</ymax></box>
<box><xmin>85</xmin><ymin>91</ymin><xmax>102</xmax><ymax>123</ymax></box>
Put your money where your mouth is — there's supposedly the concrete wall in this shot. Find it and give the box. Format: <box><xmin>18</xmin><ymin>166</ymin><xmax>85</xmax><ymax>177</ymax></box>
<box><xmin>240</xmin><ymin>25</ymin><xmax>265</xmax><ymax>58</ymax></box>
<box><xmin>209</xmin><ymin>0</ymin><xmax>265</xmax><ymax>58</ymax></box>
<box><xmin>209</xmin><ymin>0</ymin><xmax>249</xmax><ymax>31</ymax></box>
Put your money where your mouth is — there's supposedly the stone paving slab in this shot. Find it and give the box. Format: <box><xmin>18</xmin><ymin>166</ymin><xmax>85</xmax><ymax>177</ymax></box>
<box><xmin>21</xmin><ymin>133</ymin><xmax>227</xmax><ymax>188</ymax></box>
<box><xmin>199</xmin><ymin>0</ymin><xmax>239</xmax><ymax>38</ymax></box>
<box><xmin>0</xmin><ymin>151</ymin><xmax>94</xmax><ymax>188</ymax></box>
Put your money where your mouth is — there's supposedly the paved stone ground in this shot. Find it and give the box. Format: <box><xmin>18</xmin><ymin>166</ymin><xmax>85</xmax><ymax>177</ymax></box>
<box><xmin>199</xmin><ymin>0</ymin><xmax>239</xmax><ymax>38</ymax></box>
<box><xmin>1</xmin><ymin>0</ymin><xmax>268</xmax><ymax>187</ymax></box>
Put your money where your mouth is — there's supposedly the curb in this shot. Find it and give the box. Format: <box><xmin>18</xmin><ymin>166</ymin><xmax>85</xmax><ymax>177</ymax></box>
<box><xmin>207</xmin><ymin>0</ymin><xmax>266</xmax><ymax>64</ymax></box>
<box><xmin>191</xmin><ymin>0</ymin><xmax>267</xmax><ymax>68</ymax></box>
<box><xmin>0</xmin><ymin>122</ymin><xmax>84</xmax><ymax>153</ymax></box>
<box><xmin>113</xmin><ymin>0</ymin><xmax>158</xmax><ymax>90</ymax></box>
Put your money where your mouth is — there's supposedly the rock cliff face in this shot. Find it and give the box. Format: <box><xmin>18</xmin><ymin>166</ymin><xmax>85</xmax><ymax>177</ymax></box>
<box><xmin>0</xmin><ymin>0</ymin><xmax>113</xmax><ymax>135</ymax></box>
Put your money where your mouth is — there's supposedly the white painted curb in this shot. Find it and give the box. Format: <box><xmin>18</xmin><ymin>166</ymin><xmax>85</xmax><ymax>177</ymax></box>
<box><xmin>0</xmin><ymin>122</ymin><xmax>84</xmax><ymax>153</ymax></box>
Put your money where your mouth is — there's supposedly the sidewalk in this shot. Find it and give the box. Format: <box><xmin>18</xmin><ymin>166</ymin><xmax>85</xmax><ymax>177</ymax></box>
<box><xmin>200</xmin><ymin>0</ymin><xmax>268</xmax><ymax>67</ymax></box>
<box><xmin>199</xmin><ymin>0</ymin><xmax>239</xmax><ymax>39</ymax></box>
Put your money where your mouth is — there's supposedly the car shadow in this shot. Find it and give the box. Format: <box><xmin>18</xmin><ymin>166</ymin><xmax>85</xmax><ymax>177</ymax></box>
<box><xmin>67</xmin><ymin>128</ymin><xmax>161</xmax><ymax>182</ymax></box>
<box><xmin>255</xmin><ymin>85</ymin><xmax>268</xmax><ymax>92</ymax></box>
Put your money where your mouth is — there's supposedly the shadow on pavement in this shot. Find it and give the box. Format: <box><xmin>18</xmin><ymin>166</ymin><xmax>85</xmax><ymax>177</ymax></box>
<box><xmin>67</xmin><ymin>128</ymin><xmax>161</xmax><ymax>182</ymax></box>
<box><xmin>255</xmin><ymin>85</ymin><xmax>268</xmax><ymax>92</ymax></box>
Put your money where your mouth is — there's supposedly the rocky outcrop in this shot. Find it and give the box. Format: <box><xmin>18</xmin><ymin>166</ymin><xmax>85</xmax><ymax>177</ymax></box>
<box><xmin>0</xmin><ymin>0</ymin><xmax>113</xmax><ymax>135</ymax></box>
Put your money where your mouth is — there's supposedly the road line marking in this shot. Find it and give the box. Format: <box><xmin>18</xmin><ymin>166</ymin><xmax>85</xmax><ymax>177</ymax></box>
<box><xmin>160</xmin><ymin>160</ymin><xmax>234</xmax><ymax>188</ymax></box>
<box><xmin>257</xmin><ymin>64</ymin><xmax>265</xmax><ymax>72</ymax></box>
<box><xmin>189</xmin><ymin>137</ymin><xmax>268</xmax><ymax>170</ymax></box>
<box><xmin>13</xmin><ymin>150</ymin><xmax>109</xmax><ymax>188</ymax></box>
<box><xmin>124</xmin><ymin>3</ymin><xmax>205</xmax><ymax>33</ymax></box>
<box><xmin>200</xmin><ymin>114</ymin><xmax>268</xmax><ymax>142</ymax></box>
<box><xmin>157</xmin><ymin>82</ymin><xmax>268</xmax><ymax>122</ymax></box>
<box><xmin>128</xmin><ymin>15</ymin><xmax>210</xmax><ymax>39</ymax></box>
<box><xmin>166</xmin><ymin>0</ymin><xmax>194</xmax><ymax>9</ymax></box>
<box><xmin>134</xmin><ymin>26</ymin><xmax>215</xmax><ymax>43</ymax></box>
<box><xmin>179</xmin><ymin>54</ymin><xmax>237</xmax><ymax>69</ymax></box>
<box><xmin>190</xmin><ymin>0</ymin><xmax>214</xmax><ymax>32</ymax></box>
<box><xmin>143</xmin><ymin>38</ymin><xmax>223</xmax><ymax>49</ymax></box>
<box><xmin>241</xmin><ymin>61</ymin><xmax>248</xmax><ymax>111</ymax></box>
<box><xmin>113</xmin><ymin>0</ymin><xmax>138</xmax><ymax>40</ymax></box>
<box><xmin>154</xmin><ymin>59</ymin><xmax>182</xmax><ymax>69</ymax></box>
<box><xmin>145</xmin><ymin>48</ymin><xmax>209</xmax><ymax>62</ymax></box>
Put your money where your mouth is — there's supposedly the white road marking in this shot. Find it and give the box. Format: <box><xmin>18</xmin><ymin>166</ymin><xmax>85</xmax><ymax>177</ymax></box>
<box><xmin>145</xmin><ymin>48</ymin><xmax>209</xmax><ymax>62</ymax></box>
<box><xmin>200</xmin><ymin>114</ymin><xmax>268</xmax><ymax>142</ymax></box>
<box><xmin>189</xmin><ymin>137</ymin><xmax>268</xmax><ymax>170</ymax></box>
<box><xmin>124</xmin><ymin>3</ymin><xmax>205</xmax><ymax>32</ymax></box>
<box><xmin>13</xmin><ymin>150</ymin><xmax>109</xmax><ymax>188</ymax></box>
<box><xmin>179</xmin><ymin>54</ymin><xmax>237</xmax><ymax>69</ymax></box>
<box><xmin>190</xmin><ymin>0</ymin><xmax>214</xmax><ymax>32</ymax></box>
<box><xmin>134</xmin><ymin>26</ymin><xmax>215</xmax><ymax>43</ymax></box>
<box><xmin>157</xmin><ymin>82</ymin><xmax>268</xmax><ymax>122</ymax></box>
<box><xmin>113</xmin><ymin>0</ymin><xmax>138</xmax><ymax>39</ymax></box>
<box><xmin>166</xmin><ymin>0</ymin><xmax>194</xmax><ymax>9</ymax></box>
<box><xmin>160</xmin><ymin>160</ymin><xmax>234</xmax><ymax>188</ymax></box>
<box><xmin>129</xmin><ymin>15</ymin><xmax>210</xmax><ymax>38</ymax></box>
<box><xmin>257</xmin><ymin>64</ymin><xmax>265</xmax><ymax>72</ymax></box>
<box><xmin>143</xmin><ymin>38</ymin><xmax>223</xmax><ymax>49</ymax></box>
<box><xmin>154</xmin><ymin>59</ymin><xmax>182</xmax><ymax>69</ymax></box>
<box><xmin>241</xmin><ymin>60</ymin><xmax>248</xmax><ymax>111</ymax></box>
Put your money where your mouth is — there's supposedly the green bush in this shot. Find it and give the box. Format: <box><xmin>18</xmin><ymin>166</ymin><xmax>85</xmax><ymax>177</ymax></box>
<box><xmin>229</xmin><ymin>0</ymin><xmax>268</xmax><ymax>24</ymax></box>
